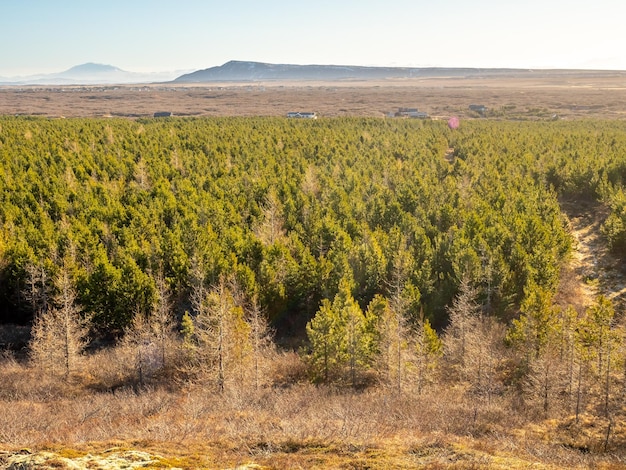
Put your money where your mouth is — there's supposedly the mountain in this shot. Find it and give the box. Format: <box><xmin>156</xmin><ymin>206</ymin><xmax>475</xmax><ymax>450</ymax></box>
<box><xmin>0</xmin><ymin>63</ymin><xmax>186</xmax><ymax>85</ymax></box>
<box><xmin>175</xmin><ymin>60</ymin><xmax>626</xmax><ymax>83</ymax></box>
<box><xmin>61</xmin><ymin>63</ymin><xmax>125</xmax><ymax>78</ymax></box>
<box><xmin>174</xmin><ymin>60</ymin><xmax>530</xmax><ymax>83</ymax></box>
<box><xmin>53</xmin><ymin>63</ymin><xmax>130</xmax><ymax>83</ymax></box>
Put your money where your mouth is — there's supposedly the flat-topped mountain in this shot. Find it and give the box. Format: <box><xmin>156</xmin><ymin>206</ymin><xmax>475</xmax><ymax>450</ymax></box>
<box><xmin>173</xmin><ymin>60</ymin><xmax>509</xmax><ymax>82</ymax></box>
<box><xmin>173</xmin><ymin>60</ymin><xmax>622</xmax><ymax>83</ymax></box>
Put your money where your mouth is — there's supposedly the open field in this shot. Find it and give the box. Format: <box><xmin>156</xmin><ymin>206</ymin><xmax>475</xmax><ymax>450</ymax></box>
<box><xmin>1</xmin><ymin>352</ymin><xmax>625</xmax><ymax>470</ymax></box>
<box><xmin>1</xmin><ymin>71</ymin><xmax>626</xmax><ymax>119</ymax></box>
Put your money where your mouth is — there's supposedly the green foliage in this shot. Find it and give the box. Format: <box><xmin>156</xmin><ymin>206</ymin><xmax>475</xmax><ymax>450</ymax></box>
<box><xmin>306</xmin><ymin>277</ymin><xmax>374</xmax><ymax>384</ymax></box>
<box><xmin>418</xmin><ymin>318</ymin><xmax>443</xmax><ymax>358</ymax></box>
<box><xmin>507</xmin><ymin>284</ymin><xmax>560</xmax><ymax>359</ymax></box>
<box><xmin>180</xmin><ymin>310</ymin><xmax>194</xmax><ymax>350</ymax></box>
<box><xmin>305</xmin><ymin>298</ymin><xmax>344</xmax><ymax>382</ymax></box>
<box><xmin>413</xmin><ymin>317</ymin><xmax>443</xmax><ymax>393</ymax></box>
<box><xmin>601</xmin><ymin>186</ymin><xmax>626</xmax><ymax>255</ymax></box>
<box><xmin>6</xmin><ymin>115</ymin><xmax>621</xmax><ymax>334</ymax></box>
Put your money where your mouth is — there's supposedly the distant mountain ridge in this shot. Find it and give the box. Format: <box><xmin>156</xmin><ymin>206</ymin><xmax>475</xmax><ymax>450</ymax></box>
<box><xmin>174</xmin><ymin>60</ymin><xmax>487</xmax><ymax>82</ymax></box>
<box><xmin>173</xmin><ymin>60</ymin><xmax>608</xmax><ymax>83</ymax></box>
<box><xmin>0</xmin><ymin>63</ymin><xmax>186</xmax><ymax>85</ymax></box>
<box><xmin>3</xmin><ymin>60</ymin><xmax>622</xmax><ymax>86</ymax></box>
<box><xmin>63</xmin><ymin>63</ymin><xmax>125</xmax><ymax>76</ymax></box>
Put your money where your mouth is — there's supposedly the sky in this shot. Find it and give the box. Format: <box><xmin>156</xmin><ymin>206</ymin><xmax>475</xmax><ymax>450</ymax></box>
<box><xmin>1</xmin><ymin>0</ymin><xmax>625</xmax><ymax>77</ymax></box>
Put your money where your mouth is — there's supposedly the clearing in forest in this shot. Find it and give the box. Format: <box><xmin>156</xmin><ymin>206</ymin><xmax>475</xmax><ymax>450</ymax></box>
<box><xmin>559</xmin><ymin>199</ymin><xmax>626</xmax><ymax>312</ymax></box>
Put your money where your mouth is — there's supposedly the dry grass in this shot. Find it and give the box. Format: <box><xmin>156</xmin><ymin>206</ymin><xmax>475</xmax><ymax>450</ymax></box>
<box><xmin>1</xmin><ymin>349</ymin><xmax>625</xmax><ymax>469</ymax></box>
<box><xmin>2</xmin><ymin>72</ymin><xmax>626</xmax><ymax>120</ymax></box>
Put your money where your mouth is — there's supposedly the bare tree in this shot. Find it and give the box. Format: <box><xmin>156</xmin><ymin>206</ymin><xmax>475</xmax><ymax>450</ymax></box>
<box><xmin>390</xmin><ymin>255</ymin><xmax>409</xmax><ymax>395</ymax></box>
<box><xmin>245</xmin><ymin>293</ymin><xmax>274</xmax><ymax>391</ymax></box>
<box><xmin>119</xmin><ymin>309</ymin><xmax>155</xmax><ymax>388</ymax></box>
<box><xmin>118</xmin><ymin>276</ymin><xmax>176</xmax><ymax>387</ymax></box>
<box><xmin>526</xmin><ymin>336</ymin><xmax>562</xmax><ymax>416</ymax></box>
<box><xmin>29</xmin><ymin>266</ymin><xmax>90</xmax><ymax>378</ymax></box>
<box><xmin>444</xmin><ymin>276</ymin><xmax>481</xmax><ymax>380</ymax></box>
<box><xmin>444</xmin><ymin>276</ymin><xmax>504</xmax><ymax>423</ymax></box>
<box><xmin>22</xmin><ymin>262</ymin><xmax>51</xmax><ymax>317</ymax></box>
<box><xmin>152</xmin><ymin>275</ymin><xmax>176</xmax><ymax>370</ymax></box>
<box><xmin>254</xmin><ymin>189</ymin><xmax>286</xmax><ymax>245</ymax></box>
<box><xmin>192</xmin><ymin>275</ymin><xmax>250</xmax><ymax>392</ymax></box>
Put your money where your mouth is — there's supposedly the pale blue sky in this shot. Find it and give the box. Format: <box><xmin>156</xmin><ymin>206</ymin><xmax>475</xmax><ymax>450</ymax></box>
<box><xmin>1</xmin><ymin>0</ymin><xmax>624</xmax><ymax>76</ymax></box>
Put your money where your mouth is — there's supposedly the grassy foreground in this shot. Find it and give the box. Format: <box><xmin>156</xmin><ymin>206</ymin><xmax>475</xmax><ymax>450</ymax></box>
<box><xmin>1</xmin><ymin>351</ymin><xmax>625</xmax><ymax>469</ymax></box>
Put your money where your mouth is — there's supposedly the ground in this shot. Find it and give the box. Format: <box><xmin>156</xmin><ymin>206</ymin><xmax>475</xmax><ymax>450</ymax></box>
<box><xmin>559</xmin><ymin>199</ymin><xmax>626</xmax><ymax>313</ymax></box>
<box><xmin>1</xmin><ymin>72</ymin><xmax>626</xmax><ymax>120</ymax></box>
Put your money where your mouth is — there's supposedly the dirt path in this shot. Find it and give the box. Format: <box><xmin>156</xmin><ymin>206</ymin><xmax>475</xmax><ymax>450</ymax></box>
<box><xmin>559</xmin><ymin>200</ymin><xmax>626</xmax><ymax>312</ymax></box>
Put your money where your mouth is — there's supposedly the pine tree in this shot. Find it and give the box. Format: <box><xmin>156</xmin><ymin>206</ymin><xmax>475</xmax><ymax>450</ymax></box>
<box><xmin>506</xmin><ymin>284</ymin><xmax>564</xmax><ymax>415</ymax></box>
<box><xmin>342</xmin><ymin>285</ymin><xmax>372</xmax><ymax>387</ymax></box>
<box><xmin>413</xmin><ymin>315</ymin><xmax>443</xmax><ymax>394</ymax></box>
<box><xmin>306</xmin><ymin>298</ymin><xmax>345</xmax><ymax>383</ymax></box>
<box><xmin>578</xmin><ymin>296</ymin><xmax>621</xmax><ymax>420</ymax></box>
<box><xmin>306</xmin><ymin>277</ymin><xmax>373</xmax><ymax>385</ymax></box>
<box><xmin>180</xmin><ymin>310</ymin><xmax>195</xmax><ymax>357</ymax></box>
<box><xmin>367</xmin><ymin>293</ymin><xmax>410</xmax><ymax>392</ymax></box>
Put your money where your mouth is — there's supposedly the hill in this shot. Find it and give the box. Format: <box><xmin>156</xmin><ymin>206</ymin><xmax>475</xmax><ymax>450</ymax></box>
<box><xmin>173</xmin><ymin>60</ymin><xmax>620</xmax><ymax>83</ymax></box>
<box><xmin>0</xmin><ymin>63</ymin><xmax>183</xmax><ymax>85</ymax></box>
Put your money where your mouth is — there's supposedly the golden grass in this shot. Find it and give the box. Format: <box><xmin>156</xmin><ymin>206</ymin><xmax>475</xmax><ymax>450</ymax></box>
<box><xmin>1</xmin><ymin>347</ymin><xmax>625</xmax><ymax>469</ymax></box>
<box><xmin>2</xmin><ymin>72</ymin><xmax>626</xmax><ymax>120</ymax></box>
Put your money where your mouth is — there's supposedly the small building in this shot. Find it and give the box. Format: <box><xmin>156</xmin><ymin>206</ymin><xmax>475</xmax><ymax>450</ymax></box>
<box><xmin>395</xmin><ymin>107</ymin><xmax>429</xmax><ymax>118</ymax></box>
<box><xmin>287</xmin><ymin>112</ymin><xmax>317</xmax><ymax>119</ymax></box>
<box><xmin>469</xmin><ymin>104</ymin><xmax>487</xmax><ymax>114</ymax></box>
<box><xmin>154</xmin><ymin>111</ymin><xmax>173</xmax><ymax>118</ymax></box>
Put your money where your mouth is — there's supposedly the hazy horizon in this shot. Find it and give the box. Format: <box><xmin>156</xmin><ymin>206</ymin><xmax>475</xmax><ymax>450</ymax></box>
<box><xmin>3</xmin><ymin>59</ymin><xmax>626</xmax><ymax>81</ymax></box>
<box><xmin>1</xmin><ymin>0</ymin><xmax>625</xmax><ymax>77</ymax></box>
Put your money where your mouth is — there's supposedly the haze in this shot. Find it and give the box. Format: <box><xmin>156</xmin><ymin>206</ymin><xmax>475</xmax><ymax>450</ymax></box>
<box><xmin>1</xmin><ymin>0</ymin><xmax>625</xmax><ymax>77</ymax></box>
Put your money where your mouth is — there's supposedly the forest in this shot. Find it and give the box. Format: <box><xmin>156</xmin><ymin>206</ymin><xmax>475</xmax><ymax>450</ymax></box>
<box><xmin>2</xmin><ymin>115</ymin><xmax>626</xmax><ymax>466</ymax></box>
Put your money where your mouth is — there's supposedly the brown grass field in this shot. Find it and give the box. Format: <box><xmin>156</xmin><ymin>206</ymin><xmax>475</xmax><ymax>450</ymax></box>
<box><xmin>2</xmin><ymin>348</ymin><xmax>625</xmax><ymax>470</ymax></box>
<box><xmin>1</xmin><ymin>71</ymin><xmax>626</xmax><ymax>119</ymax></box>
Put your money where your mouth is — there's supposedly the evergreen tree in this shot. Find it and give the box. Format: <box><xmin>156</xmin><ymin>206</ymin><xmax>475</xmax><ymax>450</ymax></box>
<box><xmin>306</xmin><ymin>276</ymin><xmax>374</xmax><ymax>385</ymax></box>
<box><xmin>413</xmin><ymin>314</ymin><xmax>443</xmax><ymax>394</ymax></box>
<box><xmin>306</xmin><ymin>298</ymin><xmax>346</xmax><ymax>383</ymax></box>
